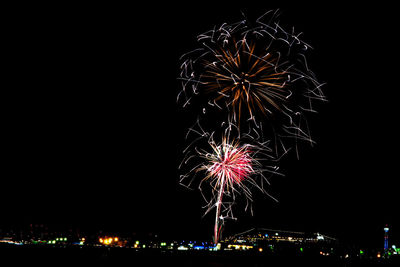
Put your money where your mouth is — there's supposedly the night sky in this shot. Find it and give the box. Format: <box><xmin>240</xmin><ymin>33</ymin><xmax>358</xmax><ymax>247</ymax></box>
<box><xmin>3</xmin><ymin>4</ymin><xmax>399</xmax><ymax>248</ymax></box>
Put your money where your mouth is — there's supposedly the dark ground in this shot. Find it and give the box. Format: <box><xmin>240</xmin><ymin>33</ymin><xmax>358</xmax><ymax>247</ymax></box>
<box><xmin>1</xmin><ymin>244</ymin><xmax>399</xmax><ymax>267</ymax></box>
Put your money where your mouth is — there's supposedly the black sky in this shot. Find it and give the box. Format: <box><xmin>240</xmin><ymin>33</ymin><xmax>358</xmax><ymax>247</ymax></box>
<box><xmin>2</xmin><ymin>4</ymin><xmax>399</xmax><ymax>248</ymax></box>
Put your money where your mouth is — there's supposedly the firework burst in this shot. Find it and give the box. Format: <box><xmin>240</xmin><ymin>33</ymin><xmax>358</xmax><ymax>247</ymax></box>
<box><xmin>201</xmin><ymin>138</ymin><xmax>255</xmax><ymax>244</ymax></box>
<box><xmin>179</xmin><ymin>122</ymin><xmax>281</xmax><ymax>244</ymax></box>
<box><xmin>201</xmin><ymin>41</ymin><xmax>288</xmax><ymax>126</ymax></box>
<box><xmin>178</xmin><ymin>10</ymin><xmax>326</xmax><ymax>157</ymax></box>
<box><xmin>203</xmin><ymin>139</ymin><xmax>254</xmax><ymax>187</ymax></box>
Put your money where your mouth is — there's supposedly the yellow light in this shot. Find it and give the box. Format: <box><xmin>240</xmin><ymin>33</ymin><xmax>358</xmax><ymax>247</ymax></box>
<box><xmin>377</xmin><ymin>253</ymin><xmax>381</xmax><ymax>258</ymax></box>
<box><xmin>259</xmin><ymin>248</ymin><xmax>263</xmax><ymax>252</ymax></box>
<box><xmin>108</xmin><ymin>238</ymin><xmax>113</xmax><ymax>243</ymax></box>
<box><xmin>99</xmin><ymin>238</ymin><xmax>103</xmax><ymax>243</ymax></box>
<box><xmin>114</xmin><ymin>237</ymin><xmax>119</xmax><ymax>242</ymax></box>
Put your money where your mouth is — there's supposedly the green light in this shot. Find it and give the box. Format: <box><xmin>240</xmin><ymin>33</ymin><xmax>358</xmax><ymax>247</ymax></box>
<box><xmin>360</xmin><ymin>250</ymin><xmax>364</xmax><ymax>255</ymax></box>
<box><xmin>64</xmin><ymin>238</ymin><xmax>67</xmax><ymax>241</ymax></box>
<box><xmin>135</xmin><ymin>241</ymin><xmax>140</xmax><ymax>245</ymax></box>
<box><xmin>300</xmin><ymin>247</ymin><xmax>304</xmax><ymax>252</ymax></box>
<box><xmin>160</xmin><ymin>242</ymin><xmax>166</xmax><ymax>246</ymax></box>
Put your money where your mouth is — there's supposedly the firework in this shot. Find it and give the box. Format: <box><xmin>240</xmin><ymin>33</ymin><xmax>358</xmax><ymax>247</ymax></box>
<box><xmin>178</xmin><ymin>10</ymin><xmax>326</xmax><ymax>157</ymax></box>
<box><xmin>202</xmin><ymin>138</ymin><xmax>255</xmax><ymax>244</ymax></box>
<box><xmin>177</xmin><ymin>10</ymin><xmax>326</xmax><ymax>244</ymax></box>
<box><xmin>179</xmin><ymin>122</ymin><xmax>281</xmax><ymax>243</ymax></box>
<box><xmin>201</xmin><ymin>41</ymin><xmax>288</xmax><ymax>127</ymax></box>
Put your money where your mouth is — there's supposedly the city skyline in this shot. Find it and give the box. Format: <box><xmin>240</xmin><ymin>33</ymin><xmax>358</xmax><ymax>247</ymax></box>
<box><xmin>1</xmin><ymin>223</ymin><xmax>397</xmax><ymax>250</ymax></box>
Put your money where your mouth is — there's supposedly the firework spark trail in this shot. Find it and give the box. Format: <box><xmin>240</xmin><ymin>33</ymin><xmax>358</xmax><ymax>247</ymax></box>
<box><xmin>214</xmin><ymin>175</ymin><xmax>225</xmax><ymax>244</ymax></box>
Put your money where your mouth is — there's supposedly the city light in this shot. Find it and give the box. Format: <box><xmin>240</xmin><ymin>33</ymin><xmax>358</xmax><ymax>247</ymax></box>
<box><xmin>99</xmin><ymin>236</ymin><xmax>120</xmax><ymax>246</ymax></box>
<box><xmin>227</xmin><ymin>244</ymin><xmax>254</xmax><ymax>250</ymax></box>
<box><xmin>1</xmin><ymin>225</ymin><xmax>397</xmax><ymax>262</ymax></box>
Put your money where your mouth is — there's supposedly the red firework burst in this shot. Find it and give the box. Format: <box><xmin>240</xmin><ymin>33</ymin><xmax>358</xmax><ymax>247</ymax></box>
<box><xmin>197</xmin><ymin>137</ymin><xmax>259</xmax><ymax>244</ymax></box>
<box><xmin>205</xmin><ymin>139</ymin><xmax>254</xmax><ymax>187</ymax></box>
<box><xmin>179</xmin><ymin>123</ymin><xmax>280</xmax><ymax>244</ymax></box>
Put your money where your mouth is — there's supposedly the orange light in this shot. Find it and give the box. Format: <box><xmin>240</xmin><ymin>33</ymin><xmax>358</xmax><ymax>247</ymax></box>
<box><xmin>259</xmin><ymin>248</ymin><xmax>263</xmax><ymax>252</ymax></box>
<box><xmin>377</xmin><ymin>253</ymin><xmax>381</xmax><ymax>258</ymax></box>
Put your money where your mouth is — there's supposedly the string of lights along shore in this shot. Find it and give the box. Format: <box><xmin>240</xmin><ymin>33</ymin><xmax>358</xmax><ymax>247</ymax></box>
<box><xmin>177</xmin><ymin>10</ymin><xmax>326</xmax><ymax>244</ymax></box>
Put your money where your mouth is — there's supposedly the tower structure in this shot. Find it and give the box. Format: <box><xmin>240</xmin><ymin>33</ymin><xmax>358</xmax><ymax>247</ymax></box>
<box><xmin>383</xmin><ymin>225</ymin><xmax>389</xmax><ymax>251</ymax></box>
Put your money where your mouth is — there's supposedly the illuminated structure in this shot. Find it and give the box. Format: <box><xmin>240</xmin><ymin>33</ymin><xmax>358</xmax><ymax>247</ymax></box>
<box><xmin>224</xmin><ymin>228</ymin><xmax>337</xmax><ymax>244</ymax></box>
<box><xmin>220</xmin><ymin>227</ymin><xmax>338</xmax><ymax>255</ymax></box>
<box><xmin>384</xmin><ymin>225</ymin><xmax>389</xmax><ymax>251</ymax></box>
